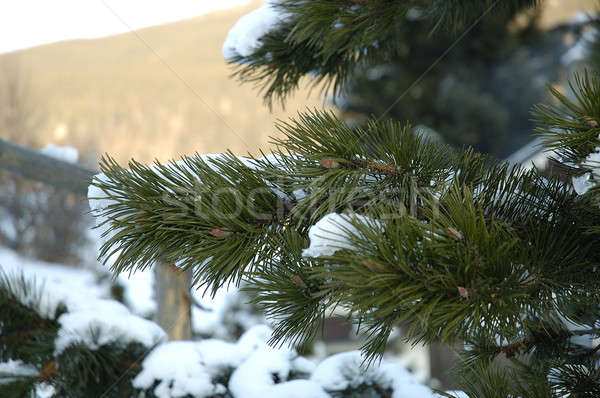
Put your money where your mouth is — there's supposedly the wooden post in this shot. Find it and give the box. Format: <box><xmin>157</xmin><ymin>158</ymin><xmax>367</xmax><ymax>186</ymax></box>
<box><xmin>429</xmin><ymin>342</ymin><xmax>459</xmax><ymax>389</ymax></box>
<box><xmin>154</xmin><ymin>264</ymin><xmax>193</xmax><ymax>340</ymax></box>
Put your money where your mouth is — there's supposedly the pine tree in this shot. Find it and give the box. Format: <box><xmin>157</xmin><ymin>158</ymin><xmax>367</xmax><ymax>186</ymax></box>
<box><xmin>333</xmin><ymin>4</ymin><xmax>548</xmax><ymax>158</ymax></box>
<box><xmin>4</xmin><ymin>0</ymin><xmax>600</xmax><ymax>396</ymax></box>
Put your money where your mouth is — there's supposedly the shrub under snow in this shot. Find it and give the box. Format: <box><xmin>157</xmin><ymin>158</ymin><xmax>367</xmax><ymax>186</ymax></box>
<box><xmin>0</xmin><ymin>248</ymin><xmax>456</xmax><ymax>397</ymax></box>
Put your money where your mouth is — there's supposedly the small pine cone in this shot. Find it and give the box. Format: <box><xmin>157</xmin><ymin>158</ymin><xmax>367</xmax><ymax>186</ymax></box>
<box><xmin>291</xmin><ymin>274</ymin><xmax>307</xmax><ymax>288</ymax></box>
<box><xmin>138</xmin><ymin>203</ymin><xmax>150</xmax><ymax>215</ymax></box>
<box><xmin>457</xmin><ymin>286</ymin><xmax>470</xmax><ymax>299</ymax></box>
<box><xmin>583</xmin><ymin>116</ymin><xmax>599</xmax><ymax>128</ymax></box>
<box><xmin>210</xmin><ymin>229</ymin><xmax>232</xmax><ymax>238</ymax></box>
<box><xmin>362</xmin><ymin>259</ymin><xmax>384</xmax><ymax>272</ymax></box>
<box><xmin>319</xmin><ymin>158</ymin><xmax>340</xmax><ymax>169</ymax></box>
<box><xmin>446</xmin><ymin>227</ymin><xmax>463</xmax><ymax>241</ymax></box>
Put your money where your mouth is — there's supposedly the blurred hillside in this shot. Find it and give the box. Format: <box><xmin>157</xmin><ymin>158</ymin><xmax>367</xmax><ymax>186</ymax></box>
<box><xmin>0</xmin><ymin>1</ymin><xmax>325</xmax><ymax>164</ymax></box>
<box><xmin>0</xmin><ymin>0</ymin><xmax>596</xmax><ymax>165</ymax></box>
<box><xmin>539</xmin><ymin>0</ymin><xmax>597</xmax><ymax>28</ymax></box>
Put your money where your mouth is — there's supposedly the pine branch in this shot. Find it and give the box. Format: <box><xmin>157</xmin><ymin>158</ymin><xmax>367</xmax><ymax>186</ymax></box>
<box><xmin>534</xmin><ymin>71</ymin><xmax>600</xmax><ymax>168</ymax></box>
<box><xmin>90</xmin><ymin>107</ymin><xmax>600</xmax><ymax>365</ymax></box>
<box><xmin>0</xmin><ymin>272</ymin><xmax>62</xmax><ymax>367</ymax></box>
<box><xmin>0</xmin><ymin>272</ymin><xmax>156</xmax><ymax>397</ymax></box>
<box><xmin>226</xmin><ymin>0</ymin><xmax>542</xmax><ymax>105</ymax></box>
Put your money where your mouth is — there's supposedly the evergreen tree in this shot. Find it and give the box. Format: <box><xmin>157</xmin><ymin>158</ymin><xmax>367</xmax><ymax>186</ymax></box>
<box><xmin>4</xmin><ymin>0</ymin><xmax>600</xmax><ymax>396</ymax></box>
<box><xmin>333</xmin><ymin>5</ymin><xmax>550</xmax><ymax>158</ymax></box>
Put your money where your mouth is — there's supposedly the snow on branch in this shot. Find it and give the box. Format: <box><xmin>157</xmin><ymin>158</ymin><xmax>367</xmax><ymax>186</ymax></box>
<box><xmin>302</xmin><ymin>213</ymin><xmax>383</xmax><ymax>258</ymax></box>
<box><xmin>134</xmin><ymin>325</ymin><xmax>440</xmax><ymax>398</ymax></box>
<box><xmin>0</xmin><ymin>360</ymin><xmax>38</xmax><ymax>382</ymax></box>
<box><xmin>54</xmin><ymin>299</ymin><xmax>166</xmax><ymax>355</ymax></box>
<box><xmin>222</xmin><ymin>0</ymin><xmax>287</xmax><ymax>61</ymax></box>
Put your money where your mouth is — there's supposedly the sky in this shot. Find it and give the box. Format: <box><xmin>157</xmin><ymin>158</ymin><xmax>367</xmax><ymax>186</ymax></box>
<box><xmin>0</xmin><ymin>0</ymin><xmax>252</xmax><ymax>54</ymax></box>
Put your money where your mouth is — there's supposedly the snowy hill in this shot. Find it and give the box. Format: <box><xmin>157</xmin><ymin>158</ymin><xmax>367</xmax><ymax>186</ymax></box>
<box><xmin>0</xmin><ymin>2</ymin><xmax>326</xmax><ymax>164</ymax></box>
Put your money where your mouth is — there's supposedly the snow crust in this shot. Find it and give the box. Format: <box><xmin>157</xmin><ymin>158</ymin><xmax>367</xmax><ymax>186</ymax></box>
<box><xmin>229</xmin><ymin>345</ymin><xmax>294</xmax><ymax>398</ymax></box>
<box><xmin>35</xmin><ymin>383</ymin><xmax>56</xmax><ymax>398</ymax></box>
<box><xmin>302</xmin><ymin>213</ymin><xmax>382</xmax><ymax>257</ymax></box>
<box><xmin>222</xmin><ymin>0</ymin><xmax>286</xmax><ymax>61</ymax></box>
<box><xmin>573</xmin><ymin>172</ymin><xmax>594</xmax><ymax>195</ymax></box>
<box><xmin>228</xmin><ymin>326</ymin><xmax>325</xmax><ymax>398</ymax></box>
<box><xmin>39</xmin><ymin>143</ymin><xmax>78</xmax><ymax>164</ymax></box>
<box><xmin>434</xmin><ymin>392</ymin><xmax>468</xmax><ymax>398</ymax></box>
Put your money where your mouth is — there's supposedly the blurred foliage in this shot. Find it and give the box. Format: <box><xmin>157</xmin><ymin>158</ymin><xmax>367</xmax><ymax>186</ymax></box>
<box><xmin>336</xmin><ymin>6</ymin><xmax>562</xmax><ymax>158</ymax></box>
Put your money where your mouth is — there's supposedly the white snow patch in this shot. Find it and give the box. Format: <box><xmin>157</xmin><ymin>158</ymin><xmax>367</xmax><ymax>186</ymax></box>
<box><xmin>311</xmin><ymin>351</ymin><xmax>436</xmax><ymax>398</ymax></box>
<box><xmin>35</xmin><ymin>383</ymin><xmax>56</xmax><ymax>398</ymax></box>
<box><xmin>302</xmin><ymin>213</ymin><xmax>382</xmax><ymax>257</ymax></box>
<box><xmin>222</xmin><ymin>0</ymin><xmax>286</xmax><ymax>60</ymax></box>
<box><xmin>0</xmin><ymin>359</ymin><xmax>38</xmax><ymax>383</ymax></box>
<box><xmin>434</xmin><ymin>392</ymin><xmax>468</xmax><ymax>398</ymax></box>
<box><xmin>380</xmin><ymin>362</ymin><xmax>436</xmax><ymax>398</ymax></box>
<box><xmin>291</xmin><ymin>356</ymin><xmax>317</xmax><ymax>375</ymax></box>
<box><xmin>573</xmin><ymin>172</ymin><xmax>594</xmax><ymax>195</ymax></box>
<box><xmin>236</xmin><ymin>324</ymin><xmax>273</xmax><ymax>354</ymax></box>
<box><xmin>226</xmin><ymin>324</ymin><xmax>321</xmax><ymax>398</ymax></box>
<box><xmin>134</xmin><ymin>325</ymin><xmax>283</xmax><ymax>398</ymax></box>
<box><xmin>196</xmin><ymin>339</ymin><xmax>247</xmax><ymax>375</ymax></box>
<box><xmin>572</xmin><ymin>141</ymin><xmax>600</xmax><ymax>195</ymax></box>
<box><xmin>0</xmin><ymin>247</ymin><xmax>109</xmax><ymax>318</ymax></box>
<box><xmin>263</xmin><ymin>379</ymin><xmax>329</xmax><ymax>398</ymax></box>
<box><xmin>0</xmin><ymin>248</ymin><xmax>164</xmax><ymax>358</ymax></box>
<box><xmin>40</xmin><ymin>143</ymin><xmax>78</xmax><ymax>164</ymax></box>
<box><xmin>132</xmin><ymin>341</ymin><xmax>219</xmax><ymax>398</ymax></box>
<box><xmin>54</xmin><ymin>299</ymin><xmax>166</xmax><ymax>355</ymax></box>
<box><xmin>311</xmin><ymin>351</ymin><xmax>379</xmax><ymax>391</ymax></box>
<box><xmin>229</xmin><ymin>345</ymin><xmax>294</xmax><ymax>398</ymax></box>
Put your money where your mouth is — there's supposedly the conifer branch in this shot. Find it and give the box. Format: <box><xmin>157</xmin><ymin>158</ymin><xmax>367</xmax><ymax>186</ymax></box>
<box><xmin>226</xmin><ymin>0</ymin><xmax>542</xmax><ymax>105</ymax></box>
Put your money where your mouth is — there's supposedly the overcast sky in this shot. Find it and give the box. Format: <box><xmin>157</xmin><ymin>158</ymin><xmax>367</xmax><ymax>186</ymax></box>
<box><xmin>0</xmin><ymin>0</ymin><xmax>252</xmax><ymax>54</ymax></box>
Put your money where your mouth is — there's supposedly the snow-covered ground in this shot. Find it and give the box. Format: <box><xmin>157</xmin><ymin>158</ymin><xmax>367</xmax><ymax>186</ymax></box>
<box><xmin>0</xmin><ymin>244</ymin><xmax>454</xmax><ymax>397</ymax></box>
